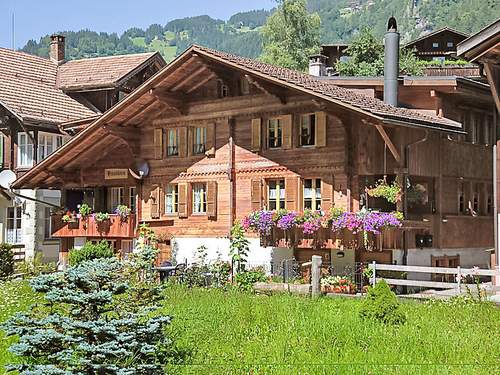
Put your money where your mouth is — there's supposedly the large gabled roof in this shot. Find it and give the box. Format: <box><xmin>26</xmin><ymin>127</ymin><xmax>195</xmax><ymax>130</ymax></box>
<box><xmin>0</xmin><ymin>48</ymin><xmax>96</xmax><ymax>123</ymax></box>
<box><xmin>57</xmin><ymin>52</ymin><xmax>165</xmax><ymax>91</ymax></box>
<box><xmin>13</xmin><ymin>45</ymin><xmax>462</xmax><ymax>189</ymax></box>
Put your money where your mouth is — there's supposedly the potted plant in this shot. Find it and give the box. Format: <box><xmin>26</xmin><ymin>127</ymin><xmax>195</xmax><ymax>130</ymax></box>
<box><xmin>115</xmin><ymin>205</ymin><xmax>131</xmax><ymax>221</ymax></box>
<box><xmin>62</xmin><ymin>211</ymin><xmax>77</xmax><ymax>223</ymax></box>
<box><xmin>94</xmin><ymin>212</ymin><xmax>110</xmax><ymax>223</ymax></box>
<box><xmin>366</xmin><ymin>178</ymin><xmax>402</xmax><ymax>204</ymax></box>
<box><xmin>78</xmin><ymin>203</ymin><xmax>92</xmax><ymax>219</ymax></box>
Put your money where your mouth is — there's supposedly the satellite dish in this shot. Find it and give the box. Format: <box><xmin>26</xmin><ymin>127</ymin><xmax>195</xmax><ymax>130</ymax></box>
<box><xmin>128</xmin><ymin>159</ymin><xmax>149</xmax><ymax>180</ymax></box>
<box><xmin>0</xmin><ymin>170</ymin><xmax>16</xmax><ymax>190</ymax></box>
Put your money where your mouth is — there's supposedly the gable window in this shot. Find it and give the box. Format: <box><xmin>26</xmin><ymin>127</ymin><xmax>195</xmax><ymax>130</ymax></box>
<box><xmin>304</xmin><ymin>179</ymin><xmax>321</xmax><ymax>210</ymax></box>
<box><xmin>447</xmin><ymin>41</ymin><xmax>453</xmax><ymax>48</ymax></box>
<box><xmin>167</xmin><ymin>128</ymin><xmax>179</xmax><ymax>156</ymax></box>
<box><xmin>192</xmin><ymin>183</ymin><xmax>207</xmax><ymax>214</ymax></box>
<box><xmin>18</xmin><ymin>132</ymin><xmax>34</xmax><ymax>168</ymax></box>
<box><xmin>165</xmin><ymin>184</ymin><xmax>178</xmax><ymax>214</ymax></box>
<box><xmin>300</xmin><ymin>114</ymin><xmax>316</xmax><ymax>146</ymax></box>
<box><xmin>109</xmin><ymin>187</ymin><xmax>125</xmax><ymax>212</ymax></box>
<box><xmin>268</xmin><ymin>118</ymin><xmax>282</xmax><ymax>149</ymax></box>
<box><xmin>6</xmin><ymin>207</ymin><xmax>22</xmax><ymax>244</ymax></box>
<box><xmin>432</xmin><ymin>42</ymin><xmax>439</xmax><ymax>48</ymax></box>
<box><xmin>193</xmin><ymin>127</ymin><xmax>206</xmax><ymax>155</ymax></box>
<box><xmin>268</xmin><ymin>179</ymin><xmax>285</xmax><ymax>210</ymax></box>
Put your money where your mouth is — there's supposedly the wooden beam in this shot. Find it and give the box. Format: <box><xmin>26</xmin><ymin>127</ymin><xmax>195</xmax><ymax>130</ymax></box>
<box><xmin>484</xmin><ymin>63</ymin><xmax>500</xmax><ymax>114</ymax></box>
<box><xmin>186</xmin><ymin>72</ymin><xmax>217</xmax><ymax>94</ymax></box>
<box><xmin>170</xmin><ymin>65</ymin><xmax>209</xmax><ymax>91</ymax></box>
<box><xmin>371</xmin><ymin>122</ymin><xmax>401</xmax><ymax>164</ymax></box>
<box><xmin>246</xmin><ymin>75</ymin><xmax>287</xmax><ymax>104</ymax></box>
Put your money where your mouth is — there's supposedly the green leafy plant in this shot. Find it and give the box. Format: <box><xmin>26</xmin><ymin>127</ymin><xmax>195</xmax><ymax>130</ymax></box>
<box><xmin>359</xmin><ymin>280</ymin><xmax>406</xmax><ymax>325</ymax></box>
<box><xmin>2</xmin><ymin>258</ymin><xmax>172</xmax><ymax>374</ymax></box>
<box><xmin>0</xmin><ymin>243</ymin><xmax>15</xmax><ymax>279</ymax></box>
<box><xmin>68</xmin><ymin>240</ymin><xmax>114</xmax><ymax>266</ymax></box>
<box><xmin>115</xmin><ymin>204</ymin><xmax>131</xmax><ymax>220</ymax></box>
<box><xmin>78</xmin><ymin>203</ymin><xmax>92</xmax><ymax>218</ymax></box>
<box><xmin>234</xmin><ymin>270</ymin><xmax>267</xmax><ymax>292</ymax></box>
<box><xmin>94</xmin><ymin>211</ymin><xmax>110</xmax><ymax>222</ymax></box>
<box><xmin>230</xmin><ymin>222</ymin><xmax>250</xmax><ymax>273</ymax></box>
<box><xmin>15</xmin><ymin>252</ymin><xmax>57</xmax><ymax>277</ymax></box>
<box><xmin>366</xmin><ymin>178</ymin><xmax>402</xmax><ymax>203</ymax></box>
<box><xmin>61</xmin><ymin>210</ymin><xmax>77</xmax><ymax>223</ymax></box>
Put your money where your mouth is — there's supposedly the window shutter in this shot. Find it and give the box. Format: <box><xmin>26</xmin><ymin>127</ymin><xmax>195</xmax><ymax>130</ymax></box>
<box><xmin>285</xmin><ymin>177</ymin><xmax>299</xmax><ymax>211</ymax></box>
<box><xmin>251</xmin><ymin>118</ymin><xmax>261</xmax><ymax>152</ymax></box>
<box><xmin>321</xmin><ymin>177</ymin><xmax>334</xmax><ymax>211</ymax></box>
<box><xmin>206</xmin><ymin>181</ymin><xmax>217</xmax><ymax>218</ymax></box>
<box><xmin>315</xmin><ymin>111</ymin><xmax>327</xmax><ymax>147</ymax></box>
<box><xmin>154</xmin><ymin>128</ymin><xmax>163</xmax><ymax>159</ymax></box>
<box><xmin>151</xmin><ymin>185</ymin><xmax>160</xmax><ymax>219</ymax></box>
<box><xmin>282</xmin><ymin>114</ymin><xmax>293</xmax><ymax>149</ymax></box>
<box><xmin>205</xmin><ymin>123</ymin><xmax>216</xmax><ymax>157</ymax></box>
<box><xmin>178</xmin><ymin>127</ymin><xmax>187</xmax><ymax>157</ymax></box>
<box><xmin>178</xmin><ymin>182</ymin><xmax>189</xmax><ymax>218</ymax></box>
<box><xmin>250</xmin><ymin>178</ymin><xmax>262</xmax><ymax>211</ymax></box>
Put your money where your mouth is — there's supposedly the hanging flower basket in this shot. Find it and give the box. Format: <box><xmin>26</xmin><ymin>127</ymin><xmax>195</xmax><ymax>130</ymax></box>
<box><xmin>366</xmin><ymin>178</ymin><xmax>402</xmax><ymax>204</ymax></box>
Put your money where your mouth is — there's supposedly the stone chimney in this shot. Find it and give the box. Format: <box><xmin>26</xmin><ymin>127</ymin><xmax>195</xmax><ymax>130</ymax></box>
<box><xmin>49</xmin><ymin>34</ymin><xmax>65</xmax><ymax>64</ymax></box>
<box><xmin>308</xmin><ymin>54</ymin><xmax>327</xmax><ymax>77</ymax></box>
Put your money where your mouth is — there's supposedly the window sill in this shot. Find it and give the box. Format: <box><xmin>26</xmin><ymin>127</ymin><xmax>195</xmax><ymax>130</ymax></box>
<box><xmin>191</xmin><ymin>213</ymin><xmax>207</xmax><ymax>216</ymax></box>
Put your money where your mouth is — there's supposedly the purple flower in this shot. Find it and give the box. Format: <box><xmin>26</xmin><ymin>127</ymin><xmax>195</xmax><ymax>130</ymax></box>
<box><xmin>277</xmin><ymin>212</ymin><xmax>298</xmax><ymax>230</ymax></box>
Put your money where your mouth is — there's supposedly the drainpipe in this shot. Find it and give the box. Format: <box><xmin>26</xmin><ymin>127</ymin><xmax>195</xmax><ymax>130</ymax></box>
<box><xmin>228</xmin><ymin>118</ymin><xmax>236</xmax><ymax>235</ymax></box>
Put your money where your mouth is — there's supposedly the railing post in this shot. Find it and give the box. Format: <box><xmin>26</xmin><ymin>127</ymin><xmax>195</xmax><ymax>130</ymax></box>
<box><xmin>371</xmin><ymin>261</ymin><xmax>377</xmax><ymax>287</ymax></box>
<box><xmin>456</xmin><ymin>266</ymin><xmax>462</xmax><ymax>294</ymax></box>
<box><xmin>311</xmin><ymin>255</ymin><xmax>322</xmax><ymax>298</ymax></box>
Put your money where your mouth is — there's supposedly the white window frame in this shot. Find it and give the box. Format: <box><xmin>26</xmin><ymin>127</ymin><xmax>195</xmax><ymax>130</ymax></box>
<box><xmin>109</xmin><ymin>187</ymin><xmax>125</xmax><ymax>212</ymax></box>
<box><xmin>193</xmin><ymin>127</ymin><xmax>206</xmax><ymax>155</ymax></box>
<box><xmin>37</xmin><ymin>131</ymin><xmax>68</xmax><ymax>162</ymax></box>
<box><xmin>300</xmin><ymin>113</ymin><xmax>316</xmax><ymax>147</ymax></box>
<box><xmin>303</xmin><ymin>178</ymin><xmax>322</xmax><ymax>211</ymax></box>
<box><xmin>268</xmin><ymin>179</ymin><xmax>285</xmax><ymax>210</ymax></box>
<box><xmin>6</xmin><ymin>206</ymin><xmax>22</xmax><ymax>244</ymax></box>
<box><xmin>192</xmin><ymin>183</ymin><xmax>207</xmax><ymax>214</ymax></box>
<box><xmin>18</xmin><ymin>132</ymin><xmax>34</xmax><ymax>168</ymax></box>
<box><xmin>267</xmin><ymin>118</ymin><xmax>282</xmax><ymax>149</ymax></box>
<box><xmin>165</xmin><ymin>184</ymin><xmax>178</xmax><ymax>214</ymax></box>
<box><xmin>167</xmin><ymin>128</ymin><xmax>179</xmax><ymax>156</ymax></box>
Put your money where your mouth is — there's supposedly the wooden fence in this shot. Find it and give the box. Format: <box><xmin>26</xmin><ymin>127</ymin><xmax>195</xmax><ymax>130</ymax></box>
<box><xmin>368</xmin><ymin>262</ymin><xmax>499</xmax><ymax>293</ymax></box>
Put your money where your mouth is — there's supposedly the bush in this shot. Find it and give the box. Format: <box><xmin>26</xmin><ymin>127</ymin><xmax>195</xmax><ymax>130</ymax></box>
<box><xmin>68</xmin><ymin>240</ymin><xmax>114</xmax><ymax>266</ymax></box>
<box><xmin>359</xmin><ymin>280</ymin><xmax>406</xmax><ymax>325</ymax></box>
<box><xmin>0</xmin><ymin>243</ymin><xmax>15</xmax><ymax>279</ymax></box>
<box><xmin>15</xmin><ymin>252</ymin><xmax>57</xmax><ymax>277</ymax></box>
<box><xmin>234</xmin><ymin>270</ymin><xmax>267</xmax><ymax>292</ymax></box>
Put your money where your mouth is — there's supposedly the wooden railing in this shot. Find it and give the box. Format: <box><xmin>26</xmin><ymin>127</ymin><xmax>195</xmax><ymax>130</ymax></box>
<box><xmin>52</xmin><ymin>214</ymin><xmax>136</xmax><ymax>238</ymax></box>
<box><xmin>368</xmin><ymin>262</ymin><xmax>499</xmax><ymax>292</ymax></box>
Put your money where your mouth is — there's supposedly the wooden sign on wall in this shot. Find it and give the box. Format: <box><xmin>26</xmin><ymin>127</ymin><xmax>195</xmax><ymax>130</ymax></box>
<box><xmin>104</xmin><ymin>169</ymin><xmax>128</xmax><ymax>180</ymax></box>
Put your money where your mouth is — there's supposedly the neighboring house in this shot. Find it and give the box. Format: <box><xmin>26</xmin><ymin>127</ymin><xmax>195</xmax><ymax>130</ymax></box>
<box><xmin>14</xmin><ymin>44</ymin><xmax>493</xmax><ymax>276</ymax></box>
<box><xmin>0</xmin><ymin>35</ymin><xmax>165</xmax><ymax>261</ymax></box>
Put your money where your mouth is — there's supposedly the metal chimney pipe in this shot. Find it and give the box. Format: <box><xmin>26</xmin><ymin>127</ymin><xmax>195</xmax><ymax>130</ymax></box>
<box><xmin>384</xmin><ymin>17</ymin><xmax>399</xmax><ymax>106</ymax></box>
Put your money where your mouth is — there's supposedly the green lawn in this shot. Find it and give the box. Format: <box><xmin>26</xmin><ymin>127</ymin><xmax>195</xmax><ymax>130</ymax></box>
<box><xmin>1</xmin><ymin>282</ymin><xmax>499</xmax><ymax>374</ymax></box>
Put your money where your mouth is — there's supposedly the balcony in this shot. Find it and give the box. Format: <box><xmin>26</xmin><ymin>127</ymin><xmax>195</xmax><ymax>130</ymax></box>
<box><xmin>52</xmin><ymin>214</ymin><xmax>136</xmax><ymax>238</ymax></box>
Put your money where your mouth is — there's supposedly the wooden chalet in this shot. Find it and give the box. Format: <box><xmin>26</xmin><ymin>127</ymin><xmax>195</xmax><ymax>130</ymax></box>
<box><xmin>0</xmin><ymin>35</ymin><xmax>165</xmax><ymax>260</ymax></box>
<box><xmin>12</xmin><ymin>44</ymin><xmax>493</xmax><ymax>270</ymax></box>
<box><xmin>404</xmin><ymin>27</ymin><xmax>469</xmax><ymax>61</ymax></box>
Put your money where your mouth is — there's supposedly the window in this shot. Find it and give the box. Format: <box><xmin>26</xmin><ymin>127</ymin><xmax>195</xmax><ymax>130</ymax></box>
<box><xmin>304</xmin><ymin>179</ymin><xmax>321</xmax><ymax>210</ymax></box>
<box><xmin>192</xmin><ymin>183</ymin><xmax>207</xmax><ymax>214</ymax></box>
<box><xmin>432</xmin><ymin>42</ymin><xmax>439</xmax><ymax>48</ymax></box>
<box><xmin>473</xmin><ymin>190</ymin><xmax>479</xmax><ymax>214</ymax></box>
<box><xmin>166</xmin><ymin>128</ymin><xmax>179</xmax><ymax>156</ymax></box>
<box><xmin>300</xmin><ymin>114</ymin><xmax>316</xmax><ymax>146</ymax></box>
<box><xmin>109</xmin><ymin>187</ymin><xmax>125</xmax><ymax>212</ymax></box>
<box><xmin>268</xmin><ymin>118</ymin><xmax>282</xmax><ymax>148</ymax></box>
<box><xmin>487</xmin><ymin>195</ymin><xmax>493</xmax><ymax>215</ymax></box>
<box><xmin>38</xmin><ymin>132</ymin><xmax>66</xmax><ymax>161</ymax></box>
<box><xmin>458</xmin><ymin>183</ymin><xmax>465</xmax><ymax>214</ymax></box>
<box><xmin>18</xmin><ymin>132</ymin><xmax>34</xmax><ymax>167</ymax></box>
<box><xmin>165</xmin><ymin>184</ymin><xmax>178</xmax><ymax>214</ymax></box>
<box><xmin>447</xmin><ymin>41</ymin><xmax>454</xmax><ymax>48</ymax></box>
<box><xmin>193</xmin><ymin>127</ymin><xmax>206</xmax><ymax>155</ymax></box>
<box><xmin>6</xmin><ymin>207</ymin><xmax>22</xmax><ymax>244</ymax></box>
<box><xmin>268</xmin><ymin>179</ymin><xmax>285</xmax><ymax>210</ymax></box>
<box><xmin>240</xmin><ymin>77</ymin><xmax>250</xmax><ymax>95</ymax></box>
<box><xmin>129</xmin><ymin>187</ymin><xmax>136</xmax><ymax>212</ymax></box>
<box><xmin>44</xmin><ymin>207</ymin><xmax>52</xmax><ymax>239</ymax></box>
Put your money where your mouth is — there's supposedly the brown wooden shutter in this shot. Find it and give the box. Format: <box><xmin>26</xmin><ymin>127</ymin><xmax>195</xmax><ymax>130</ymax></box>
<box><xmin>315</xmin><ymin>111</ymin><xmax>327</xmax><ymax>147</ymax></box>
<box><xmin>285</xmin><ymin>177</ymin><xmax>299</xmax><ymax>211</ymax></box>
<box><xmin>250</xmin><ymin>178</ymin><xmax>262</xmax><ymax>211</ymax></box>
<box><xmin>178</xmin><ymin>182</ymin><xmax>189</xmax><ymax>218</ymax></box>
<box><xmin>178</xmin><ymin>127</ymin><xmax>187</xmax><ymax>157</ymax></box>
<box><xmin>151</xmin><ymin>185</ymin><xmax>160</xmax><ymax>219</ymax></box>
<box><xmin>205</xmin><ymin>123</ymin><xmax>215</xmax><ymax>157</ymax></box>
<box><xmin>251</xmin><ymin>118</ymin><xmax>261</xmax><ymax>152</ymax></box>
<box><xmin>282</xmin><ymin>114</ymin><xmax>293</xmax><ymax>149</ymax></box>
<box><xmin>154</xmin><ymin>128</ymin><xmax>163</xmax><ymax>159</ymax></box>
<box><xmin>321</xmin><ymin>176</ymin><xmax>334</xmax><ymax>211</ymax></box>
<box><xmin>206</xmin><ymin>181</ymin><xmax>217</xmax><ymax>218</ymax></box>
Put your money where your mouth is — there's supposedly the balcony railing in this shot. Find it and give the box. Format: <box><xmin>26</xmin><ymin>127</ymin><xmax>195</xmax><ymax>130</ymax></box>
<box><xmin>52</xmin><ymin>214</ymin><xmax>136</xmax><ymax>238</ymax></box>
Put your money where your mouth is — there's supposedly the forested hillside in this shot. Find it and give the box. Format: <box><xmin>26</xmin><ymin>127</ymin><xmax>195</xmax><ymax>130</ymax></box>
<box><xmin>20</xmin><ymin>0</ymin><xmax>500</xmax><ymax>61</ymax></box>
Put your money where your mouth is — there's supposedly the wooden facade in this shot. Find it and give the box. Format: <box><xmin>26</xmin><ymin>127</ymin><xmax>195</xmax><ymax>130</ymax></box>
<box><xmin>13</xmin><ymin>45</ymin><xmax>496</xmax><ymax>266</ymax></box>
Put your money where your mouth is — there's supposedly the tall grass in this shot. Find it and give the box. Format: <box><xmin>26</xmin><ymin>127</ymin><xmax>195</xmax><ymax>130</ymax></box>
<box><xmin>162</xmin><ymin>286</ymin><xmax>500</xmax><ymax>374</ymax></box>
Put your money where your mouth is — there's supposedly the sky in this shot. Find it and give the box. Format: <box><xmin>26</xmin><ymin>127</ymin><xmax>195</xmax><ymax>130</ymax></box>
<box><xmin>0</xmin><ymin>0</ymin><xmax>276</xmax><ymax>49</ymax></box>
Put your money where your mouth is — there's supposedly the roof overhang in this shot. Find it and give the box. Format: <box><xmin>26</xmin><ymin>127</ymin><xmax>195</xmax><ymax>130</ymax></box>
<box><xmin>457</xmin><ymin>19</ymin><xmax>500</xmax><ymax>62</ymax></box>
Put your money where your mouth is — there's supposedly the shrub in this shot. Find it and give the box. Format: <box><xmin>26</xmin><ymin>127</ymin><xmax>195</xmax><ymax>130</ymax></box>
<box><xmin>2</xmin><ymin>257</ymin><xmax>172</xmax><ymax>374</ymax></box>
<box><xmin>15</xmin><ymin>252</ymin><xmax>57</xmax><ymax>277</ymax></box>
<box><xmin>0</xmin><ymin>243</ymin><xmax>15</xmax><ymax>279</ymax></box>
<box><xmin>359</xmin><ymin>280</ymin><xmax>406</xmax><ymax>325</ymax></box>
<box><xmin>234</xmin><ymin>270</ymin><xmax>267</xmax><ymax>292</ymax></box>
<box><xmin>68</xmin><ymin>240</ymin><xmax>114</xmax><ymax>266</ymax></box>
